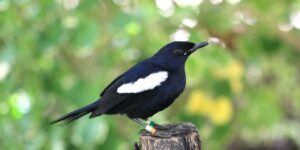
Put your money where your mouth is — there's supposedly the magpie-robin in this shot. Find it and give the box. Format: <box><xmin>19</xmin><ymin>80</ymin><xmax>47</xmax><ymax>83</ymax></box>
<box><xmin>51</xmin><ymin>41</ymin><xmax>208</xmax><ymax>134</ymax></box>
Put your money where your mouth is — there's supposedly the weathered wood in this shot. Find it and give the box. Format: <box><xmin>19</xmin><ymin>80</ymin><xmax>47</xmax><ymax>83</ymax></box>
<box><xmin>135</xmin><ymin>122</ymin><xmax>201</xmax><ymax>150</ymax></box>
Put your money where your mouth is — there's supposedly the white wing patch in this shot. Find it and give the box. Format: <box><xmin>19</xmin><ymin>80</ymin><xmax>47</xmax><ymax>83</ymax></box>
<box><xmin>117</xmin><ymin>71</ymin><xmax>168</xmax><ymax>94</ymax></box>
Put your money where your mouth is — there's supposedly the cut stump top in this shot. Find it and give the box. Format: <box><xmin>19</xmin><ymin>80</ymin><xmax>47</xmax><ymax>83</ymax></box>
<box><xmin>136</xmin><ymin>122</ymin><xmax>201</xmax><ymax>150</ymax></box>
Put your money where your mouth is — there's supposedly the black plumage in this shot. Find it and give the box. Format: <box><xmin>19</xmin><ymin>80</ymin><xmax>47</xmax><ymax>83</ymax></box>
<box><xmin>51</xmin><ymin>41</ymin><xmax>208</xmax><ymax>124</ymax></box>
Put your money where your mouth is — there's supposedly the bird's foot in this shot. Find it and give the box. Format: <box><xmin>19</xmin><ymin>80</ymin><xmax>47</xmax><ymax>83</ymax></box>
<box><xmin>149</xmin><ymin>121</ymin><xmax>168</xmax><ymax>130</ymax></box>
<box><xmin>145</xmin><ymin>120</ymin><xmax>170</xmax><ymax>135</ymax></box>
<box><xmin>131</xmin><ymin>118</ymin><xmax>170</xmax><ymax>135</ymax></box>
<box><xmin>145</xmin><ymin>120</ymin><xmax>157</xmax><ymax>135</ymax></box>
<box><xmin>131</xmin><ymin>118</ymin><xmax>157</xmax><ymax>134</ymax></box>
<box><xmin>145</xmin><ymin>121</ymin><xmax>176</xmax><ymax>138</ymax></box>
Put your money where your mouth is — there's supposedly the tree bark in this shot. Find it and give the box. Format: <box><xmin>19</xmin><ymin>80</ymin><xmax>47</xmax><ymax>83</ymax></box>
<box><xmin>135</xmin><ymin>122</ymin><xmax>201</xmax><ymax>150</ymax></box>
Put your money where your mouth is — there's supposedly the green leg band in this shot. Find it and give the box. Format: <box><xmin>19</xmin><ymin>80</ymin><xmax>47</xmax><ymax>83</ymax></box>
<box><xmin>149</xmin><ymin>121</ymin><xmax>155</xmax><ymax>127</ymax></box>
<box><xmin>146</xmin><ymin>120</ymin><xmax>155</xmax><ymax>127</ymax></box>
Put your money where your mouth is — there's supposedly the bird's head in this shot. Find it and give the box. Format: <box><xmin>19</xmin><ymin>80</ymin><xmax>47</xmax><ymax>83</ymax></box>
<box><xmin>151</xmin><ymin>41</ymin><xmax>208</xmax><ymax>70</ymax></box>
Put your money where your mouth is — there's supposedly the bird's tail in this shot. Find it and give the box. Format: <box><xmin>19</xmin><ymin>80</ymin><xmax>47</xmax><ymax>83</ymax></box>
<box><xmin>50</xmin><ymin>100</ymin><xmax>99</xmax><ymax>124</ymax></box>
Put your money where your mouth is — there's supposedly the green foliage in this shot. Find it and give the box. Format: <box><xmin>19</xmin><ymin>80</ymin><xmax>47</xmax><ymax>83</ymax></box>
<box><xmin>1</xmin><ymin>0</ymin><xmax>300</xmax><ymax>149</ymax></box>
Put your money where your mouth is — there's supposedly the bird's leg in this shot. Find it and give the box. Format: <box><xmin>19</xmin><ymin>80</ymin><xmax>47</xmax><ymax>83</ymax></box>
<box><xmin>131</xmin><ymin>118</ymin><xmax>157</xmax><ymax>135</ymax></box>
<box><xmin>132</xmin><ymin>118</ymin><xmax>147</xmax><ymax>127</ymax></box>
<box><xmin>146</xmin><ymin>119</ymin><xmax>169</xmax><ymax>130</ymax></box>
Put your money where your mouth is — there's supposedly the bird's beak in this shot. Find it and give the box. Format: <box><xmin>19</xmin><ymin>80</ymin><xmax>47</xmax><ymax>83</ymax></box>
<box><xmin>188</xmin><ymin>42</ymin><xmax>209</xmax><ymax>54</ymax></box>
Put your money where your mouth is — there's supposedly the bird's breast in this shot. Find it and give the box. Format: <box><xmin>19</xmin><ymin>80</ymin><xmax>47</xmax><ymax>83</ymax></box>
<box><xmin>161</xmin><ymin>69</ymin><xmax>186</xmax><ymax>97</ymax></box>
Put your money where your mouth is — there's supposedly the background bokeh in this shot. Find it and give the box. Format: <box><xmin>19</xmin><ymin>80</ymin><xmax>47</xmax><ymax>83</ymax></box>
<box><xmin>1</xmin><ymin>0</ymin><xmax>300</xmax><ymax>149</ymax></box>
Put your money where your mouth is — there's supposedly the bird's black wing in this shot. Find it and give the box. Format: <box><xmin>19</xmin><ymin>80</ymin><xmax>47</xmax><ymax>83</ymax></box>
<box><xmin>91</xmin><ymin>61</ymin><xmax>163</xmax><ymax>117</ymax></box>
<box><xmin>92</xmin><ymin>74</ymin><xmax>129</xmax><ymax>117</ymax></box>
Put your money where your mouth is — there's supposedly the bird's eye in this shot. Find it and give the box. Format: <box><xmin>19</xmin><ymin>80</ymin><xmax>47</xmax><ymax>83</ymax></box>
<box><xmin>173</xmin><ymin>49</ymin><xmax>183</xmax><ymax>55</ymax></box>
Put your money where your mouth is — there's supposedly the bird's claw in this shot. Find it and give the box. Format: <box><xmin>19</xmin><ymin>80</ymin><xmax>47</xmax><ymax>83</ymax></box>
<box><xmin>153</xmin><ymin>124</ymin><xmax>169</xmax><ymax>130</ymax></box>
<box><xmin>145</xmin><ymin>120</ymin><xmax>170</xmax><ymax>135</ymax></box>
<box><xmin>145</xmin><ymin>120</ymin><xmax>157</xmax><ymax>135</ymax></box>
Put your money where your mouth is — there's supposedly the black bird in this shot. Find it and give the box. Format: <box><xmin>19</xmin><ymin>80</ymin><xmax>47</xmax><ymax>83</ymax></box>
<box><xmin>51</xmin><ymin>41</ymin><xmax>208</xmax><ymax>134</ymax></box>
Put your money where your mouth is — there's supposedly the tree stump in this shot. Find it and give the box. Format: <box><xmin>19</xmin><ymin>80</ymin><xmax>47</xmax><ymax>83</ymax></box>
<box><xmin>135</xmin><ymin>122</ymin><xmax>201</xmax><ymax>150</ymax></box>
